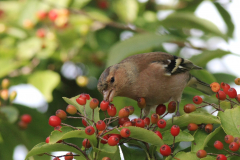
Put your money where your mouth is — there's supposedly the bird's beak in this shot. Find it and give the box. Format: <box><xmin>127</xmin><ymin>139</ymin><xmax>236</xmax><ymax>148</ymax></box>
<box><xmin>103</xmin><ymin>89</ymin><xmax>115</xmax><ymax>102</ymax></box>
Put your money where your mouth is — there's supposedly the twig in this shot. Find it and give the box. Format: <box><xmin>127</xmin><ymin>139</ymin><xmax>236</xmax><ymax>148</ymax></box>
<box><xmin>140</xmin><ymin>109</ymin><xmax>143</xmax><ymax>119</ymax></box>
<box><xmin>92</xmin><ymin>109</ymin><xmax>94</xmax><ymax>122</ymax></box>
<box><xmin>118</xmin><ymin>138</ymin><xmax>132</xmax><ymax>145</ymax></box>
<box><xmin>172</xmin><ymin>136</ymin><xmax>175</xmax><ymax>149</ymax></box>
<box><xmin>196</xmin><ymin>105</ymin><xmax>208</xmax><ymax>109</ymax></box>
<box><xmin>62</xmin><ymin>141</ymin><xmax>90</xmax><ymax>160</ymax></box>
<box><xmin>61</xmin><ymin>123</ymin><xmax>80</xmax><ymax>130</ymax></box>
<box><xmin>161</xmin><ymin>112</ymin><xmax>168</xmax><ymax>119</ymax></box>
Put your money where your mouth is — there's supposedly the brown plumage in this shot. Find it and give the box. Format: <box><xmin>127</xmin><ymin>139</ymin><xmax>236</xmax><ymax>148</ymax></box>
<box><xmin>97</xmin><ymin>52</ymin><xmax>214</xmax><ymax>117</ymax></box>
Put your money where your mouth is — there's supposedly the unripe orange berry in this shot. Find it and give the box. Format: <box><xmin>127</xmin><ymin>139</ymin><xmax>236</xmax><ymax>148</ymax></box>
<box><xmin>137</xmin><ymin>97</ymin><xmax>146</xmax><ymax>108</ymax></box>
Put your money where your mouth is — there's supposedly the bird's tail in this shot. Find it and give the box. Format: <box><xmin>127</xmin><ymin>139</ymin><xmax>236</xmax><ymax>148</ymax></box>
<box><xmin>187</xmin><ymin>75</ymin><xmax>214</xmax><ymax>95</ymax></box>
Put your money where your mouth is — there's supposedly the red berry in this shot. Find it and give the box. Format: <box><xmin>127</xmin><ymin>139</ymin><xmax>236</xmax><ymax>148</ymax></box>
<box><xmin>205</xmin><ymin>124</ymin><xmax>213</xmax><ymax>133</ymax></box>
<box><xmin>97</xmin><ymin>1</ymin><xmax>109</xmax><ymax>9</ymax></box>
<box><xmin>225</xmin><ymin>135</ymin><xmax>234</xmax><ymax>144</ymax></box>
<box><xmin>143</xmin><ymin>117</ymin><xmax>150</xmax><ymax>126</ymax></box>
<box><xmin>82</xmin><ymin>119</ymin><xmax>87</xmax><ymax>127</ymax></box>
<box><xmin>118</xmin><ymin>108</ymin><xmax>130</xmax><ymax>118</ymax></box>
<box><xmin>196</xmin><ymin>150</ymin><xmax>207</xmax><ymax>158</ymax></box>
<box><xmin>36</xmin><ymin>28</ymin><xmax>45</xmax><ymax>38</ymax></box>
<box><xmin>18</xmin><ymin>121</ymin><xmax>28</xmax><ymax>130</ymax></box>
<box><xmin>96</xmin><ymin>120</ymin><xmax>106</xmax><ymax>131</ymax></box>
<box><xmin>154</xmin><ymin>131</ymin><xmax>162</xmax><ymax>139</ymax></box>
<box><xmin>214</xmin><ymin>141</ymin><xmax>224</xmax><ymax>150</ymax></box>
<box><xmin>157</xmin><ymin>119</ymin><xmax>166</xmax><ymax>129</ymax></box>
<box><xmin>66</xmin><ymin>105</ymin><xmax>77</xmax><ymax>115</ymax></box>
<box><xmin>82</xmin><ymin>139</ymin><xmax>91</xmax><ymax>148</ymax></box>
<box><xmin>55</xmin><ymin>109</ymin><xmax>67</xmax><ymax>120</ymax></box>
<box><xmin>228</xmin><ymin>88</ymin><xmax>237</xmax><ymax>98</ymax></box>
<box><xmin>48</xmin><ymin>10</ymin><xmax>58</xmax><ymax>21</ymax></box>
<box><xmin>170</xmin><ymin>125</ymin><xmax>180</xmax><ymax>136</ymax></box>
<box><xmin>79</xmin><ymin>93</ymin><xmax>90</xmax><ymax>100</ymax></box>
<box><xmin>221</xmin><ymin>83</ymin><xmax>230</xmax><ymax>94</ymax></box>
<box><xmin>135</xmin><ymin>118</ymin><xmax>145</xmax><ymax>128</ymax></box>
<box><xmin>36</xmin><ymin>11</ymin><xmax>48</xmax><ymax>20</ymax></box>
<box><xmin>100</xmin><ymin>100</ymin><xmax>109</xmax><ymax>111</ymax></box>
<box><xmin>120</xmin><ymin>128</ymin><xmax>131</xmax><ymax>138</ymax></box>
<box><xmin>45</xmin><ymin>137</ymin><xmax>50</xmax><ymax>143</ymax></box>
<box><xmin>156</xmin><ymin>104</ymin><xmax>166</xmax><ymax>115</ymax></box>
<box><xmin>21</xmin><ymin>114</ymin><xmax>32</xmax><ymax>124</ymax></box>
<box><xmin>216</xmin><ymin>91</ymin><xmax>226</xmax><ymax>100</ymax></box>
<box><xmin>65</xmin><ymin>152</ymin><xmax>73</xmax><ymax>160</ymax></box>
<box><xmin>54</xmin><ymin>126</ymin><xmax>62</xmax><ymax>132</ymax></box>
<box><xmin>102</xmin><ymin>157</ymin><xmax>111</xmax><ymax>160</ymax></box>
<box><xmin>236</xmin><ymin>94</ymin><xmax>240</xmax><ymax>102</ymax></box>
<box><xmin>85</xmin><ymin>126</ymin><xmax>95</xmax><ymax>135</ymax></box>
<box><xmin>233</xmin><ymin>137</ymin><xmax>240</xmax><ymax>143</ymax></box>
<box><xmin>229</xmin><ymin>142</ymin><xmax>239</xmax><ymax>151</ymax></box>
<box><xmin>49</xmin><ymin>116</ymin><xmax>61</xmax><ymax>127</ymax></box>
<box><xmin>184</xmin><ymin>104</ymin><xmax>196</xmax><ymax>113</ymax></box>
<box><xmin>123</xmin><ymin>121</ymin><xmax>133</xmax><ymax>127</ymax></box>
<box><xmin>53</xmin><ymin>157</ymin><xmax>60</xmax><ymax>160</ymax></box>
<box><xmin>107</xmin><ymin>104</ymin><xmax>117</xmax><ymax>117</ymax></box>
<box><xmin>216</xmin><ymin>154</ymin><xmax>227</xmax><ymax>160</ymax></box>
<box><xmin>168</xmin><ymin>101</ymin><xmax>176</xmax><ymax>113</ymax></box>
<box><xmin>90</xmin><ymin>98</ymin><xmax>99</xmax><ymax>109</ymax></box>
<box><xmin>131</xmin><ymin>118</ymin><xmax>137</xmax><ymax>126</ymax></box>
<box><xmin>108</xmin><ymin>136</ymin><xmax>119</xmax><ymax>146</ymax></box>
<box><xmin>137</xmin><ymin>97</ymin><xmax>146</xmax><ymax>108</ymax></box>
<box><xmin>151</xmin><ymin>113</ymin><xmax>159</xmax><ymax>124</ymax></box>
<box><xmin>160</xmin><ymin>145</ymin><xmax>171</xmax><ymax>156</ymax></box>
<box><xmin>101</xmin><ymin>135</ymin><xmax>109</xmax><ymax>144</ymax></box>
<box><xmin>193</xmin><ymin>96</ymin><xmax>202</xmax><ymax>104</ymax></box>
<box><xmin>76</xmin><ymin>97</ymin><xmax>86</xmax><ymax>105</ymax></box>
<box><xmin>118</xmin><ymin>117</ymin><xmax>130</xmax><ymax>125</ymax></box>
<box><xmin>126</xmin><ymin>106</ymin><xmax>134</xmax><ymax>115</ymax></box>
<box><xmin>187</xmin><ymin>123</ymin><xmax>198</xmax><ymax>131</ymax></box>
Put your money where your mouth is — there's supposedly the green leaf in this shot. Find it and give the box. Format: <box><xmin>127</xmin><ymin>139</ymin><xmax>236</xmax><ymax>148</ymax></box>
<box><xmin>28</xmin><ymin>70</ymin><xmax>60</xmax><ymax>102</ymax></box>
<box><xmin>121</xmin><ymin>145</ymin><xmax>148</xmax><ymax>160</ymax></box>
<box><xmin>0</xmin><ymin>106</ymin><xmax>19</xmax><ymax>123</ymax></box>
<box><xmin>190</xmin><ymin>69</ymin><xmax>216</xmax><ymax>84</ymax></box>
<box><xmin>161</xmin><ymin>12</ymin><xmax>227</xmax><ymax>39</ymax></box>
<box><xmin>0</xmin><ymin>59</ymin><xmax>24</xmax><ymax>78</ymax></box>
<box><xmin>104</xmin><ymin>126</ymin><xmax>164</xmax><ymax>147</ymax></box>
<box><xmin>25</xmin><ymin>142</ymin><xmax>85</xmax><ymax>160</ymax></box>
<box><xmin>113</xmin><ymin>0</ymin><xmax>138</xmax><ymax>23</ymax></box>
<box><xmin>166</xmin><ymin>152</ymin><xmax>198</xmax><ymax>160</ymax></box>
<box><xmin>214</xmin><ymin>3</ymin><xmax>234</xmax><ymax>38</ymax></box>
<box><xmin>201</xmin><ymin>156</ymin><xmax>216</xmax><ymax>160</ymax></box>
<box><xmin>159</xmin><ymin>111</ymin><xmax>220</xmax><ymax>132</ymax></box>
<box><xmin>220</xmin><ymin>101</ymin><xmax>231</xmax><ymax>110</ymax></box>
<box><xmin>96</xmin><ymin>145</ymin><xmax>121</xmax><ymax>160</ymax></box>
<box><xmin>63</xmin><ymin>96</ymin><xmax>100</xmax><ymax>124</ymax></box>
<box><xmin>107</xmin><ymin>33</ymin><xmax>180</xmax><ymax>67</ymax></box>
<box><xmin>96</xmin><ymin>144</ymin><xmax>117</xmax><ymax>154</ymax></box>
<box><xmin>163</xmin><ymin>130</ymin><xmax>194</xmax><ymax>145</ymax></box>
<box><xmin>49</xmin><ymin>126</ymin><xmax>97</xmax><ymax>147</ymax></box>
<box><xmin>213</xmin><ymin>73</ymin><xmax>236</xmax><ymax>84</ymax></box>
<box><xmin>190</xmin><ymin>49</ymin><xmax>230</xmax><ymax>67</ymax></box>
<box><xmin>69</xmin><ymin>0</ymin><xmax>90</xmax><ymax>9</ymax></box>
<box><xmin>218</xmin><ymin>106</ymin><xmax>240</xmax><ymax>137</ymax></box>
<box><xmin>87</xmin><ymin>9</ymin><xmax>111</xmax><ymax>23</ymax></box>
<box><xmin>191</xmin><ymin>127</ymin><xmax>221</xmax><ymax>152</ymax></box>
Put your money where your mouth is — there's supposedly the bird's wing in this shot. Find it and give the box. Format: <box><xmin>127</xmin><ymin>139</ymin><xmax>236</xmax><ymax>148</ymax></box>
<box><xmin>128</xmin><ymin>52</ymin><xmax>202</xmax><ymax>76</ymax></box>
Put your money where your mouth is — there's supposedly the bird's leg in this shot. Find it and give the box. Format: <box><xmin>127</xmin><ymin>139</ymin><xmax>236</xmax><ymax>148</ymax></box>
<box><xmin>142</xmin><ymin>106</ymin><xmax>150</xmax><ymax>119</ymax></box>
<box><xmin>172</xmin><ymin>101</ymin><xmax>180</xmax><ymax>123</ymax></box>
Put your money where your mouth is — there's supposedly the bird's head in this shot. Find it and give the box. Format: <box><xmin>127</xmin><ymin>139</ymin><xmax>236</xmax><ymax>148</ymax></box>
<box><xmin>97</xmin><ymin>64</ymin><xmax>120</xmax><ymax>102</ymax></box>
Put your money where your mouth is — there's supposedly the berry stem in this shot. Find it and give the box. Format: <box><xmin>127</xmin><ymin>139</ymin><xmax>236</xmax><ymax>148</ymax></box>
<box><xmin>76</xmin><ymin>113</ymin><xmax>95</xmax><ymax>123</ymax></box>
<box><xmin>196</xmin><ymin>105</ymin><xmax>208</xmax><ymax>109</ymax></box>
<box><xmin>92</xmin><ymin>109</ymin><xmax>94</xmax><ymax>122</ymax></box>
<box><xmin>210</xmin><ymin>110</ymin><xmax>218</xmax><ymax>115</ymax></box>
<box><xmin>61</xmin><ymin>123</ymin><xmax>80</xmax><ymax>130</ymax></box>
<box><xmin>226</xmin><ymin>98</ymin><xmax>239</xmax><ymax>106</ymax></box>
<box><xmin>44</xmin><ymin>153</ymin><xmax>56</xmax><ymax>157</ymax></box>
<box><xmin>235</xmin><ymin>97</ymin><xmax>240</xmax><ymax>104</ymax></box>
<box><xmin>100</xmin><ymin>126</ymin><xmax>118</xmax><ymax>137</ymax></box>
<box><xmin>140</xmin><ymin>109</ymin><xmax>143</xmax><ymax>119</ymax></box>
<box><xmin>118</xmin><ymin>138</ymin><xmax>133</xmax><ymax>145</ymax></box>
<box><xmin>84</xmin><ymin>105</ymin><xmax>86</xmax><ymax>117</ymax></box>
<box><xmin>62</xmin><ymin>141</ymin><xmax>90</xmax><ymax>160</ymax></box>
<box><xmin>161</xmin><ymin>112</ymin><xmax>168</xmax><ymax>119</ymax></box>
<box><xmin>206</xmin><ymin>153</ymin><xmax>219</xmax><ymax>156</ymax></box>
<box><xmin>104</xmin><ymin>111</ymin><xmax>107</xmax><ymax>119</ymax></box>
<box><xmin>172</xmin><ymin>136</ymin><xmax>176</xmax><ymax>149</ymax></box>
<box><xmin>223</xmin><ymin>148</ymin><xmax>240</xmax><ymax>157</ymax></box>
<box><xmin>202</xmin><ymin>101</ymin><xmax>224</xmax><ymax>111</ymax></box>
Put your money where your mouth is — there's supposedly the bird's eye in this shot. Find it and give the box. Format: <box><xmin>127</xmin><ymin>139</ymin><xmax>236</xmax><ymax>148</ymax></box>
<box><xmin>110</xmin><ymin>77</ymin><xmax>115</xmax><ymax>83</ymax></box>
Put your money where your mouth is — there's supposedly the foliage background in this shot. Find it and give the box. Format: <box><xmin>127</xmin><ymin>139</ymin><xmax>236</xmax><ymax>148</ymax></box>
<box><xmin>0</xmin><ymin>0</ymin><xmax>239</xmax><ymax>159</ymax></box>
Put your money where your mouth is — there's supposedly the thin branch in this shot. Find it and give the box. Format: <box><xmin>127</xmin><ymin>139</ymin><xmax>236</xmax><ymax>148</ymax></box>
<box><xmin>61</xmin><ymin>123</ymin><xmax>80</xmax><ymax>130</ymax></box>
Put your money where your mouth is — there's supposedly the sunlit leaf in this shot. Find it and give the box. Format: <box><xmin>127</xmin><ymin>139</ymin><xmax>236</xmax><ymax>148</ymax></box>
<box><xmin>0</xmin><ymin>106</ymin><xmax>19</xmax><ymax>123</ymax></box>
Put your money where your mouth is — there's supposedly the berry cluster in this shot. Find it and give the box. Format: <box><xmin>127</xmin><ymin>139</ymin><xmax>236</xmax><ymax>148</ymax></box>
<box><xmin>197</xmin><ymin>134</ymin><xmax>240</xmax><ymax>159</ymax></box>
<box><xmin>0</xmin><ymin>78</ymin><xmax>32</xmax><ymax>130</ymax></box>
<box><xmin>45</xmin><ymin>92</ymin><xmax>186</xmax><ymax>159</ymax></box>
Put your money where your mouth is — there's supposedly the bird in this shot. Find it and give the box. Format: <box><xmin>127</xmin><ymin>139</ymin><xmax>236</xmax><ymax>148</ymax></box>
<box><xmin>97</xmin><ymin>52</ymin><xmax>214</xmax><ymax>117</ymax></box>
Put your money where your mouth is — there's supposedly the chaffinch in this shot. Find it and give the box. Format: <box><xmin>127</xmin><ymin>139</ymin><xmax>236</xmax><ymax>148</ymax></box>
<box><xmin>97</xmin><ymin>52</ymin><xmax>213</xmax><ymax>117</ymax></box>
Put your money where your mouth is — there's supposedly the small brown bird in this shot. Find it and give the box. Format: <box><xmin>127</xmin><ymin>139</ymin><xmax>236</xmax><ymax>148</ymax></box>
<box><xmin>97</xmin><ymin>52</ymin><xmax>213</xmax><ymax>117</ymax></box>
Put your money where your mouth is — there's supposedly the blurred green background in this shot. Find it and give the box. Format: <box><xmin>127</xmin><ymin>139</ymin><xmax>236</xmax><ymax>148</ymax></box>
<box><xmin>0</xmin><ymin>0</ymin><xmax>239</xmax><ymax>159</ymax></box>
